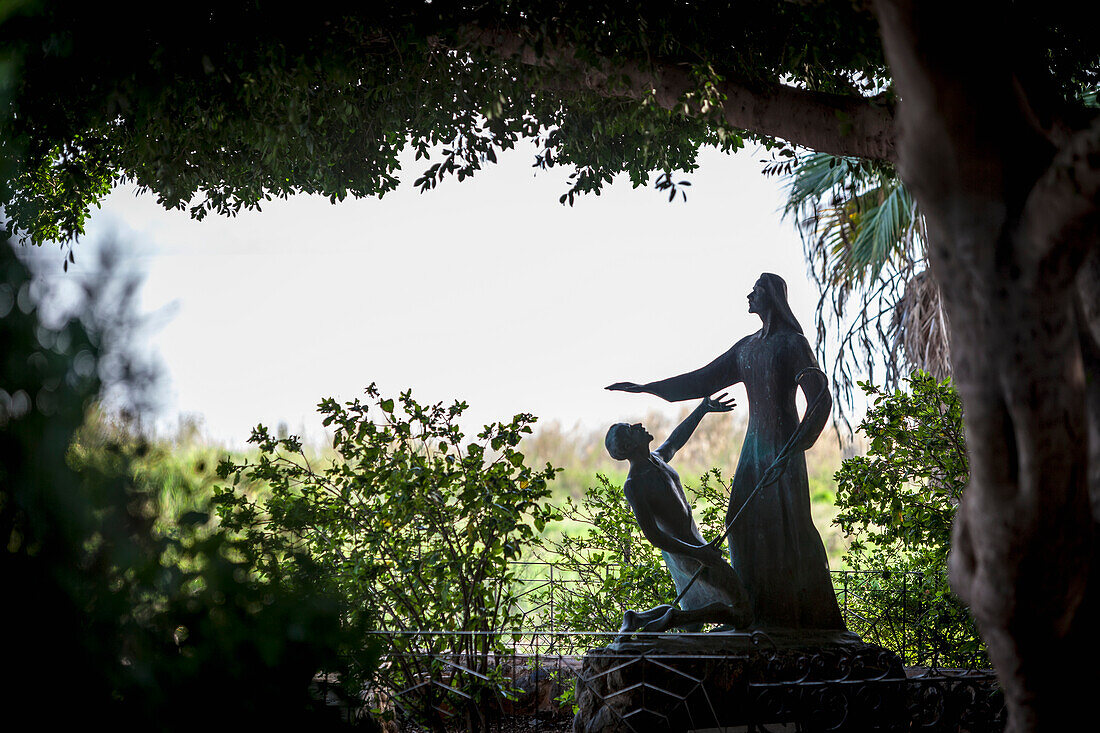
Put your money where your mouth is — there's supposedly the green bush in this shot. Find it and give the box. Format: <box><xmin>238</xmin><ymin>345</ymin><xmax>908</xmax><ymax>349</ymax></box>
<box><xmin>0</xmin><ymin>239</ymin><xmax>368</xmax><ymax>729</ymax></box>
<box><xmin>833</xmin><ymin>372</ymin><xmax>985</xmax><ymax>667</ymax></box>
<box><xmin>214</xmin><ymin>387</ymin><xmax>559</xmax><ymax>732</ymax></box>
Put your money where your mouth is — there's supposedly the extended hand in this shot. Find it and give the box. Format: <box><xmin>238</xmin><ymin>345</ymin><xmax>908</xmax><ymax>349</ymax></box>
<box><xmin>606</xmin><ymin>382</ymin><xmax>645</xmax><ymax>393</ymax></box>
<box><xmin>702</xmin><ymin>392</ymin><xmax>736</xmax><ymax>413</ymax></box>
<box><xmin>759</xmin><ymin>454</ymin><xmax>791</xmax><ymax>487</ymax></box>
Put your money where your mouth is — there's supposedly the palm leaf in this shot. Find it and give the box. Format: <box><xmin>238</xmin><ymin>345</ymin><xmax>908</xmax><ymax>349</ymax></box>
<box><xmin>891</xmin><ymin>270</ymin><xmax>951</xmax><ymax>381</ymax></box>
<box><xmin>849</xmin><ymin>182</ymin><xmax>914</xmax><ymax>282</ymax></box>
<box><xmin>779</xmin><ymin>152</ymin><xmax>947</xmax><ymax>427</ymax></box>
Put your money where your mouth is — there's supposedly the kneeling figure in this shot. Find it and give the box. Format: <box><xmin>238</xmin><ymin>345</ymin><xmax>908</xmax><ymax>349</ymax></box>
<box><xmin>605</xmin><ymin>395</ymin><xmax>752</xmax><ymax>636</ymax></box>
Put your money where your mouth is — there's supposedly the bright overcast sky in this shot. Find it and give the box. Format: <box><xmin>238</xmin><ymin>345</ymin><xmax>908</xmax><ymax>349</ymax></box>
<box><xmin>28</xmin><ymin>143</ymin><xmax>821</xmax><ymax>446</ymax></box>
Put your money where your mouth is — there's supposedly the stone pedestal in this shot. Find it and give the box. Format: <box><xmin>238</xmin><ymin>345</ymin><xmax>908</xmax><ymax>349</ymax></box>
<box><xmin>573</xmin><ymin>630</ymin><xmax>905</xmax><ymax>732</ymax></box>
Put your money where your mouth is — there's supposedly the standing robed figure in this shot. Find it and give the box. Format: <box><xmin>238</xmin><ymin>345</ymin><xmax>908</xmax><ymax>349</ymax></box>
<box><xmin>608</xmin><ymin>273</ymin><xmax>844</xmax><ymax>631</ymax></box>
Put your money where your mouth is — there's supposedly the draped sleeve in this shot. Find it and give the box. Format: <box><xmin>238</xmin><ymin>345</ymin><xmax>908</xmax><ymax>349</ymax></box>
<box><xmin>780</xmin><ymin>332</ymin><xmax>831</xmax><ymax>451</ymax></box>
<box><xmin>640</xmin><ymin>337</ymin><xmax>748</xmax><ymax>403</ymax></box>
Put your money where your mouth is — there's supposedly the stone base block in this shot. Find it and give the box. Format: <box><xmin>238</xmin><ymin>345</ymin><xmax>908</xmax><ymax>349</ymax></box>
<box><xmin>573</xmin><ymin>630</ymin><xmax>905</xmax><ymax>732</ymax></box>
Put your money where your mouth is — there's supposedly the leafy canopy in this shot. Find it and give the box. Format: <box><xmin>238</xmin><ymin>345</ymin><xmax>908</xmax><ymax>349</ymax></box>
<box><xmin>5</xmin><ymin>4</ymin><xmax>1098</xmax><ymax>247</ymax></box>
<box><xmin>3</xmin><ymin>1</ymin><xmax>887</xmax><ymax>244</ymax></box>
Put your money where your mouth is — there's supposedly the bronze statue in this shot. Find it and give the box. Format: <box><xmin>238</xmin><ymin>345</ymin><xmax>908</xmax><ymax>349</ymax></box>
<box><xmin>605</xmin><ymin>395</ymin><xmax>752</xmax><ymax>635</ymax></box>
<box><xmin>608</xmin><ymin>273</ymin><xmax>844</xmax><ymax>630</ymax></box>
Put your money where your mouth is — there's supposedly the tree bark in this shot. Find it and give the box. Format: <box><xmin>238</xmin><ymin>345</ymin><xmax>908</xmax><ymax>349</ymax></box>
<box><xmin>449</xmin><ymin>27</ymin><xmax>897</xmax><ymax>162</ymax></box>
<box><xmin>874</xmin><ymin>1</ymin><xmax>1100</xmax><ymax>730</ymax></box>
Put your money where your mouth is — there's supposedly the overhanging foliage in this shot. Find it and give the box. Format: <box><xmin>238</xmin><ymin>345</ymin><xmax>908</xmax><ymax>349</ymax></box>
<box><xmin>3</xmin><ymin>1</ymin><xmax>896</xmax><ymax>244</ymax></box>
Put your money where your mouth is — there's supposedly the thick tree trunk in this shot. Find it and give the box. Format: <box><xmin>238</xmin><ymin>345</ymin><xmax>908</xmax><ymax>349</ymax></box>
<box><xmin>874</xmin><ymin>2</ymin><xmax>1100</xmax><ymax>731</ymax></box>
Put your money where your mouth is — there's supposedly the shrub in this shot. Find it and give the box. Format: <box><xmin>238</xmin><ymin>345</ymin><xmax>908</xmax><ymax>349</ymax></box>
<box><xmin>833</xmin><ymin>372</ymin><xmax>985</xmax><ymax>667</ymax></box>
<box><xmin>214</xmin><ymin>387</ymin><xmax>559</xmax><ymax>731</ymax></box>
<box><xmin>0</xmin><ymin>238</ymin><xmax>366</xmax><ymax>729</ymax></box>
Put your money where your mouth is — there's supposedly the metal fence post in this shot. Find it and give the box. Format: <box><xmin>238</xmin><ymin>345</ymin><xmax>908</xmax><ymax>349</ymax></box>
<box><xmin>550</xmin><ymin>562</ymin><xmax>556</xmax><ymax>638</ymax></box>
<box><xmin>902</xmin><ymin>571</ymin><xmax>909</xmax><ymax>665</ymax></box>
<box><xmin>843</xmin><ymin>571</ymin><xmax>849</xmax><ymax>620</ymax></box>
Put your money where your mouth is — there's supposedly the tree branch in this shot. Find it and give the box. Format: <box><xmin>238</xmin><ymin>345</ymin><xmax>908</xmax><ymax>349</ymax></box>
<box><xmin>450</xmin><ymin>27</ymin><xmax>897</xmax><ymax>162</ymax></box>
<box><xmin>1021</xmin><ymin>116</ymin><xmax>1100</xmax><ymax>273</ymax></box>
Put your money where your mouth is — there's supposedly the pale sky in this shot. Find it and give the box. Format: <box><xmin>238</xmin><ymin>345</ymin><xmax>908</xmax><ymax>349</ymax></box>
<box><xmin>30</xmin><ymin>143</ymin><xmax>823</xmax><ymax>447</ymax></box>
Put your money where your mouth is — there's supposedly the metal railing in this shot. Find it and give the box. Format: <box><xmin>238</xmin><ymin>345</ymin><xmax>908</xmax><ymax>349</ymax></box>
<box><xmin>322</xmin><ymin>627</ymin><xmax>1002</xmax><ymax>732</ymax></box>
<box><xmin>502</xmin><ymin>561</ymin><xmax>986</xmax><ymax>668</ymax></box>
<box><xmin>324</xmin><ymin>562</ymin><xmax>994</xmax><ymax>729</ymax></box>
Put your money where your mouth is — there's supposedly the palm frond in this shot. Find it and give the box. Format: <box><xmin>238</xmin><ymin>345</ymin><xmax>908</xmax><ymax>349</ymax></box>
<box><xmin>849</xmin><ymin>182</ymin><xmax>914</xmax><ymax>282</ymax></box>
<box><xmin>891</xmin><ymin>270</ymin><xmax>951</xmax><ymax>381</ymax></box>
<box><xmin>783</xmin><ymin>153</ymin><xmax>865</xmax><ymax>215</ymax></box>
<box><xmin>781</xmin><ymin>152</ymin><xmax>948</xmax><ymax>429</ymax></box>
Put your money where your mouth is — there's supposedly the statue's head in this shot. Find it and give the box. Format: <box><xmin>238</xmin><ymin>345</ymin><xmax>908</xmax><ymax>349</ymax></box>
<box><xmin>605</xmin><ymin>422</ymin><xmax>652</xmax><ymax>461</ymax></box>
<box><xmin>747</xmin><ymin>273</ymin><xmax>786</xmax><ymax>314</ymax></box>
<box><xmin>747</xmin><ymin>273</ymin><xmax>803</xmax><ymax>336</ymax></box>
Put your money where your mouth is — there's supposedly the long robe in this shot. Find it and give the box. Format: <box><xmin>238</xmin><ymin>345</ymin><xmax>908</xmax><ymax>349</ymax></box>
<box><xmin>642</xmin><ymin>328</ymin><xmax>845</xmax><ymax>630</ymax></box>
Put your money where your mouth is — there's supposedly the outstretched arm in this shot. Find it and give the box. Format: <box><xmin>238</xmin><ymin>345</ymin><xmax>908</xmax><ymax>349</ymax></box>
<box><xmin>607</xmin><ymin>342</ymin><xmax>743</xmax><ymax>402</ymax></box>
<box><xmin>656</xmin><ymin>394</ymin><xmax>735</xmax><ymax>463</ymax></box>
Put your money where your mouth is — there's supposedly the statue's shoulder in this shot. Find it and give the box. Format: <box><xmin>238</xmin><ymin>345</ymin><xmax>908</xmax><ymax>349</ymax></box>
<box><xmin>726</xmin><ymin>333</ymin><xmax>757</xmax><ymax>359</ymax></box>
<box><xmin>774</xmin><ymin>331</ymin><xmax>822</xmax><ymax>373</ymax></box>
<box><xmin>622</xmin><ymin>474</ymin><xmax>637</xmax><ymax>500</ymax></box>
<box><xmin>733</xmin><ymin>333</ymin><xmax>756</xmax><ymax>350</ymax></box>
<box><xmin>624</xmin><ymin>456</ymin><xmax>666</xmax><ymax>495</ymax></box>
<box><xmin>773</xmin><ymin>329</ymin><xmax>813</xmax><ymax>351</ymax></box>
<box><xmin>772</xmin><ymin>327</ymin><xmax>807</xmax><ymax>342</ymax></box>
<box><xmin>622</xmin><ymin>474</ymin><xmax>648</xmax><ymax>511</ymax></box>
